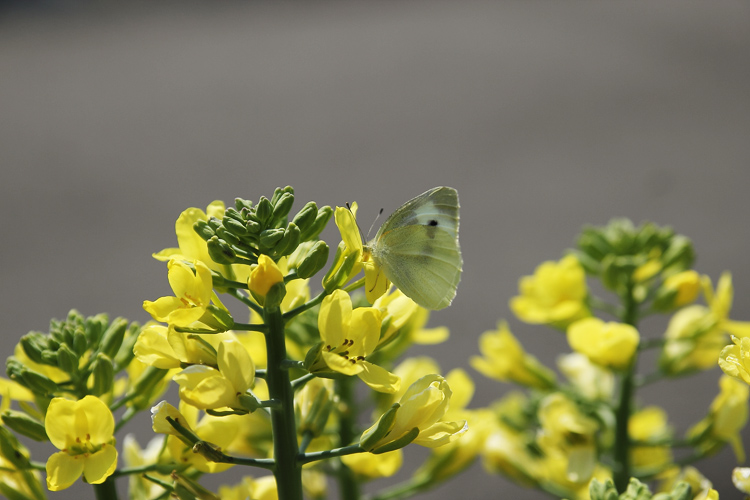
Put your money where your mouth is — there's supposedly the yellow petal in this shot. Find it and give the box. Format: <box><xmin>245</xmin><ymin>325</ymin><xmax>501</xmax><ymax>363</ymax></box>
<box><xmin>357</xmin><ymin>362</ymin><xmax>400</xmax><ymax>394</ymax></box>
<box><xmin>45</xmin><ymin>398</ymin><xmax>78</xmax><ymax>450</ymax></box>
<box><xmin>82</xmin><ymin>444</ymin><xmax>118</xmax><ymax>484</ymax></box>
<box><xmin>143</xmin><ymin>296</ymin><xmax>184</xmax><ymax>322</ymax></box>
<box><xmin>218</xmin><ymin>340</ymin><xmax>255</xmax><ymax>393</ymax></box>
<box><xmin>319</xmin><ymin>290</ymin><xmax>352</xmax><ymax>347</ymax></box>
<box><xmin>133</xmin><ymin>325</ymin><xmax>181</xmax><ymax>369</ymax></box>
<box><xmin>78</xmin><ymin>396</ymin><xmax>115</xmax><ymax>444</ymax></box>
<box><xmin>46</xmin><ymin>451</ymin><xmax>84</xmax><ymax>491</ymax></box>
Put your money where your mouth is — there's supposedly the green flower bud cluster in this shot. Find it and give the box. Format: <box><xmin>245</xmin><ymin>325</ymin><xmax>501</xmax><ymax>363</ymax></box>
<box><xmin>589</xmin><ymin>478</ymin><xmax>692</xmax><ymax>500</ymax></box>
<box><xmin>193</xmin><ymin>186</ymin><xmax>333</xmax><ymax>266</ymax></box>
<box><xmin>5</xmin><ymin>310</ymin><xmax>140</xmax><ymax>401</ymax></box>
<box><xmin>574</xmin><ymin>218</ymin><xmax>694</xmax><ymax>298</ymax></box>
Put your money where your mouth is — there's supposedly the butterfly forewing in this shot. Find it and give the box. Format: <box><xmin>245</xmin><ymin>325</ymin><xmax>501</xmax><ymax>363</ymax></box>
<box><xmin>369</xmin><ymin>186</ymin><xmax>462</xmax><ymax>310</ymax></box>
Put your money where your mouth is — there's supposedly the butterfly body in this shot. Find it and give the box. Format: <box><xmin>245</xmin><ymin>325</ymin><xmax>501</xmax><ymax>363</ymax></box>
<box><xmin>365</xmin><ymin>186</ymin><xmax>462</xmax><ymax>310</ymax></box>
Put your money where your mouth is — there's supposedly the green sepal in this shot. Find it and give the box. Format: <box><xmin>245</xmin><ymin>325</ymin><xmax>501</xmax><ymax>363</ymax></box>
<box><xmin>301</xmin><ymin>205</ymin><xmax>333</xmax><ymax>241</ymax></box>
<box><xmin>206</xmin><ymin>236</ymin><xmax>237</xmax><ymax>265</ymax></box>
<box><xmin>238</xmin><ymin>393</ymin><xmax>263</xmax><ymax>413</ymax></box>
<box><xmin>126</xmin><ymin>367</ymin><xmax>170</xmax><ymax>411</ymax></box>
<box><xmin>262</xmin><ymin>282</ymin><xmax>287</xmax><ymax>310</ymax></box>
<box><xmin>73</xmin><ymin>330</ymin><xmax>88</xmax><ymax>356</ymax></box>
<box><xmin>259</xmin><ymin>228</ymin><xmax>285</xmax><ymax>250</ymax></box>
<box><xmin>245</xmin><ymin>219</ymin><xmax>261</xmax><ymax>235</ymax></box>
<box><xmin>322</xmin><ymin>245</ymin><xmax>360</xmax><ymax>293</ymax></box>
<box><xmin>18</xmin><ymin>368</ymin><xmax>59</xmax><ymax>396</ymax></box>
<box><xmin>234</xmin><ymin>197</ymin><xmax>253</xmax><ymax>212</ymax></box>
<box><xmin>89</xmin><ymin>354</ymin><xmax>114</xmax><ymax>396</ymax></box>
<box><xmin>360</xmin><ymin>403</ymin><xmax>400</xmax><ymax>451</ymax></box>
<box><xmin>39</xmin><ymin>350</ymin><xmax>58</xmax><ymax>366</ymax></box>
<box><xmin>303</xmin><ymin>343</ymin><xmax>324</xmax><ymax>372</ymax></box>
<box><xmin>113</xmin><ymin>323</ymin><xmax>140</xmax><ymax>370</ymax></box>
<box><xmin>1</xmin><ymin>410</ymin><xmax>48</xmax><ymax>442</ymax></box>
<box><xmin>295</xmin><ymin>241</ymin><xmax>330</xmax><ymax>279</ymax></box>
<box><xmin>205</xmin><ymin>304</ymin><xmax>234</xmax><ymax>331</ymax></box>
<box><xmin>206</xmin><ymin>216</ymin><xmax>223</xmax><ymax>232</ymax></box>
<box><xmin>371</xmin><ymin>427</ymin><xmax>419</xmax><ymax>454</ymax></box>
<box><xmin>99</xmin><ymin>317</ymin><xmax>128</xmax><ymax>359</ymax></box>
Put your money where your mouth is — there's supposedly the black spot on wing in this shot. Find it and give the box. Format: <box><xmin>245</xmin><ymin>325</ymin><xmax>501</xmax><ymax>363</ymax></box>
<box><xmin>428</xmin><ymin>219</ymin><xmax>438</xmax><ymax>226</ymax></box>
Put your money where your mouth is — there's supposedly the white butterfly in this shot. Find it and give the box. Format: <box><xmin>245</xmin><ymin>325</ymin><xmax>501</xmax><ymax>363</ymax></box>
<box><xmin>364</xmin><ymin>187</ymin><xmax>462</xmax><ymax>310</ymax></box>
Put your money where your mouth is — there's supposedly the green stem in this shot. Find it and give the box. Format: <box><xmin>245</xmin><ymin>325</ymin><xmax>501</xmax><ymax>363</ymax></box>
<box><xmin>282</xmin><ymin>290</ymin><xmax>328</xmax><ymax>321</ymax></box>
<box><xmin>299</xmin><ymin>444</ymin><xmax>363</xmax><ymax>465</ymax></box>
<box><xmin>227</xmin><ymin>288</ymin><xmax>264</xmax><ymax>317</ymax></box>
<box><xmin>343</xmin><ymin>277</ymin><xmax>366</xmax><ymax>293</ymax></box>
<box><xmin>613</xmin><ymin>282</ymin><xmax>638</xmax><ymax>492</ymax></box>
<box><xmin>370</xmin><ymin>475</ymin><xmax>431</xmax><ymax>500</ymax></box>
<box><xmin>335</xmin><ymin>377</ymin><xmax>361</xmax><ymax>500</ymax></box>
<box><xmin>265</xmin><ymin>307</ymin><xmax>303</xmax><ymax>500</ymax></box>
<box><xmin>93</xmin><ymin>476</ymin><xmax>118</xmax><ymax>500</ymax></box>
<box><xmin>232</xmin><ymin>322</ymin><xmax>269</xmax><ymax>332</ymax></box>
<box><xmin>114</xmin><ymin>406</ymin><xmax>137</xmax><ymax>433</ymax></box>
<box><xmin>111</xmin><ymin>463</ymin><xmax>161</xmax><ymax>478</ymax></box>
<box><xmin>291</xmin><ymin>373</ymin><xmax>316</xmax><ymax>391</ymax></box>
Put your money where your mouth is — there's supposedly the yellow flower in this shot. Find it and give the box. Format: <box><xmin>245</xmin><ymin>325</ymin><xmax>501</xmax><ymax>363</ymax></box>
<box><xmin>567</xmin><ymin>317</ymin><xmax>639</xmax><ymax>370</ymax></box>
<box><xmin>658</xmin><ymin>466</ymin><xmax>713</xmax><ymax>499</ymax></box>
<box><xmin>44</xmin><ymin>396</ymin><xmax>117</xmax><ymax>491</ymax></box>
<box><xmin>733</xmin><ymin>467</ymin><xmax>750</xmax><ymax>494</ymax></box>
<box><xmin>308</xmin><ymin>290</ymin><xmax>399</xmax><ymax>394</ymax></box>
<box><xmin>661</xmin><ymin>273</ymin><xmax>750</xmax><ymax>374</ymax></box>
<box><xmin>294</xmin><ymin>377</ymin><xmax>334</xmax><ymax>438</ymax></box>
<box><xmin>372</xmin><ymin>288</ymin><xmax>420</xmax><ymax>344</ymax></box>
<box><xmin>471</xmin><ymin>321</ymin><xmax>556</xmax><ymax>389</ymax></box>
<box><xmin>688</xmin><ymin>375</ymin><xmax>749</xmax><ymax>462</ymax></box>
<box><xmin>134</xmin><ymin>324</ymin><xmax>236</xmax><ymax>368</ymax></box>
<box><xmin>558</xmin><ymin>353</ymin><xmax>614</xmax><ymax>401</ymax></box>
<box><xmin>662</xmin><ymin>270</ymin><xmax>702</xmax><ymax>307</ymax></box>
<box><xmin>173</xmin><ymin>339</ymin><xmax>255</xmax><ymax>410</ymax></box>
<box><xmin>341</xmin><ymin>450</ymin><xmax>403</xmax><ymax>480</ymax></box>
<box><xmin>719</xmin><ymin>336</ymin><xmax>750</xmax><ymax>385</ymax></box>
<box><xmin>143</xmin><ymin>259</ymin><xmax>214</xmax><ymax>327</ymax></box>
<box><xmin>218</xmin><ymin>475</ymin><xmax>278</xmax><ymax>500</ymax></box>
<box><xmin>0</xmin><ymin>377</ymin><xmax>34</xmax><ymax>411</ymax></box>
<box><xmin>360</xmin><ymin>374</ymin><xmax>467</xmax><ymax>453</ymax></box>
<box><xmin>153</xmin><ymin>401</ymin><xmax>238</xmax><ymax>473</ymax></box>
<box><xmin>123</xmin><ymin>435</ymin><xmax>169</xmax><ymax>499</ymax></box>
<box><xmin>510</xmin><ymin>255</ymin><xmax>590</xmax><ymax>328</ymax></box>
<box><xmin>322</xmin><ymin>206</ymin><xmax>365</xmax><ymax>292</ymax></box>
<box><xmin>248</xmin><ymin>255</ymin><xmax>285</xmax><ymax>303</ymax></box>
<box><xmin>629</xmin><ymin>407</ymin><xmax>672</xmax><ymax>473</ymax></box>
<box><xmin>482</xmin><ymin>424</ymin><xmax>541</xmax><ymax>487</ymax></box>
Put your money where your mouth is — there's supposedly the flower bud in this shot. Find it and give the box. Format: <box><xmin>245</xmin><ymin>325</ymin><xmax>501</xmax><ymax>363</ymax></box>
<box><xmin>301</xmin><ymin>205</ymin><xmax>333</xmax><ymax>242</ymax></box>
<box><xmin>295</xmin><ymin>241</ymin><xmax>330</xmax><ymax>279</ymax></box>
<box><xmin>1</xmin><ymin>410</ymin><xmax>48</xmax><ymax>442</ymax></box>
<box><xmin>19</xmin><ymin>368</ymin><xmax>59</xmax><ymax>396</ymax></box>
<box><xmin>222</xmin><ymin>215</ymin><xmax>249</xmax><ymax>236</ymax></box>
<box><xmin>272</xmin><ymin>191</ymin><xmax>295</xmax><ymax>224</ymax></box>
<box><xmin>652</xmin><ymin>270</ymin><xmax>701</xmax><ymax>311</ymax></box>
<box><xmin>259</xmin><ymin>228</ymin><xmax>285</xmax><ymax>250</ymax></box>
<box><xmin>255</xmin><ymin>196</ymin><xmax>272</xmax><ymax>224</ymax></box>
<box><xmin>89</xmin><ymin>354</ymin><xmax>115</xmax><ymax>396</ymax></box>
<box><xmin>292</xmin><ymin>201</ymin><xmax>318</xmax><ymax>234</ymax></box>
<box><xmin>207</xmin><ymin>236</ymin><xmax>237</xmax><ymax>265</ymax></box>
<box><xmin>271</xmin><ymin>223</ymin><xmax>301</xmax><ymax>259</ymax></box>
<box><xmin>248</xmin><ymin>255</ymin><xmax>286</xmax><ymax>307</ymax></box>
<box><xmin>0</xmin><ymin>426</ymin><xmax>32</xmax><ymax>469</ymax></box>
<box><xmin>19</xmin><ymin>334</ymin><xmax>46</xmax><ymax>365</ymax></box>
<box><xmin>234</xmin><ymin>197</ymin><xmax>253</xmax><ymax>212</ymax></box>
<box><xmin>56</xmin><ymin>344</ymin><xmax>78</xmax><ymax>374</ymax></box>
<box><xmin>73</xmin><ymin>329</ymin><xmax>88</xmax><ymax>356</ymax></box>
<box><xmin>99</xmin><ymin>317</ymin><xmax>128</xmax><ymax>359</ymax></box>
<box><xmin>193</xmin><ymin>220</ymin><xmax>216</xmax><ymax>242</ymax></box>
<box><xmin>295</xmin><ymin>378</ymin><xmax>334</xmax><ymax>437</ymax></box>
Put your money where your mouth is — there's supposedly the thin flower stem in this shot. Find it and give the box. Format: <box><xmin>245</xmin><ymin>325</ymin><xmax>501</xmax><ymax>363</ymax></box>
<box><xmin>114</xmin><ymin>406</ymin><xmax>137</xmax><ymax>433</ymax></box>
<box><xmin>111</xmin><ymin>463</ymin><xmax>162</xmax><ymax>478</ymax></box>
<box><xmin>291</xmin><ymin>373</ymin><xmax>316</xmax><ymax>391</ymax></box>
<box><xmin>227</xmin><ymin>288</ymin><xmax>264</xmax><ymax>317</ymax></box>
<box><xmin>369</xmin><ymin>475</ymin><xmax>432</xmax><ymax>500</ymax></box>
<box><xmin>232</xmin><ymin>322</ymin><xmax>269</xmax><ymax>333</ymax></box>
<box><xmin>282</xmin><ymin>290</ymin><xmax>329</xmax><ymax>321</ymax></box>
<box><xmin>298</xmin><ymin>444</ymin><xmax>364</xmax><ymax>465</ymax></box>
<box><xmin>343</xmin><ymin>277</ymin><xmax>366</xmax><ymax>293</ymax></box>
<box><xmin>589</xmin><ymin>295</ymin><xmax>622</xmax><ymax>318</ymax></box>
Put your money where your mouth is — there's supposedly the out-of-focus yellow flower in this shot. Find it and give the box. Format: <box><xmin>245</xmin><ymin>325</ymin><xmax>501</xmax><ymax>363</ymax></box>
<box><xmin>567</xmin><ymin>317</ymin><xmax>640</xmax><ymax>370</ymax></box>
<box><xmin>629</xmin><ymin>407</ymin><xmax>673</xmax><ymax>473</ymax></box>
<box><xmin>536</xmin><ymin>393</ymin><xmax>599</xmax><ymax>489</ymax></box>
<box><xmin>558</xmin><ymin>353</ymin><xmax>614</xmax><ymax>401</ymax></box>
<box><xmin>662</xmin><ymin>273</ymin><xmax>750</xmax><ymax>374</ymax></box>
<box><xmin>123</xmin><ymin>434</ymin><xmax>169</xmax><ymax>499</ymax></box>
<box><xmin>658</xmin><ymin>466</ymin><xmax>713</xmax><ymax>499</ymax></box>
<box><xmin>143</xmin><ymin>259</ymin><xmax>214</xmax><ymax>327</ymax></box>
<box><xmin>173</xmin><ymin>339</ymin><xmax>255</xmax><ymax>410</ymax></box>
<box><xmin>0</xmin><ymin>377</ymin><xmax>34</xmax><ymax>411</ymax></box>
<box><xmin>471</xmin><ymin>321</ymin><xmax>557</xmax><ymax>389</ymax></box>
<box><xmin>688</xmin><ymin>375</ymin><xmax>749</xmax><ymax>462</ymax></box>
<box><xmin>341</xmin><ymin>450</ymin><xmax>403</xmax><ymax>480</ymax></box>
<box><xmin>154</xmin><ymin>402</ymin><xmax>238</xmax><ymax>473</ymax></box>
<box><xmin>539</xmin><ymin>446</ymin><xmax>610</xmax><ymax>500</ymax></box>
<box><xmin>660</xmin><ymin>270</ymin><xmax>702</xmax><ymax>308</ymax></box>
<box><xmin>134</xmin><ymin>324</ymin><xmax>236</xmax><ymax>368</ymax></box>
<box><xmin>510</xmin><ymin>255</ymin><xmax>590</xmax><ymax>329</ymax></box>
<box><xmin>248</xmin><ymin>255</ymin><xmax>285</xmax><ymax>302</ymax></box>
<box><xmin>308</xmin><ymin>290</ymin><xmax>399</xmax><ymax>394</ymax></box>
<box><xmin>295</xmin><ymin>377</ymin><xmax>334</xmax><ymax>438</ymax></box>
<box><xmin>373</xmin><ymin>288</ymin><xmax>420</xmax><ymax>343</ymax></box>
<box><xmin>218</xmin><ymin>475</ymin><xmax>278</xmax><ymax>500</ymax></box>
<box><xmin>719</xmin><ymin>336</ymin><xmax>750</xmax><ymax>385</ymax></box>
<box><xmin>360</xmin><ymin>374</ymin><xmax>467</xmax><ymax>453</ymax></box>
<box><xmin>697</xmin><ymin>489</ymin><xmax>719</xmax><ymax>500</ymax></box>
<box><xmin>0</xmin><ymin>428</ymin><xmax>44</xmax><ymax>499</ymax></box>
<box><xmin>44</xmin><ymin>396</ymin><xmax>117</xmax><ymax>491</ymax></box>
<box><xmin>482</xmin><ymin>423</ymin><xmax>541</xmax><ymax>487</ymax></box>
<box><xmin>733</xmin><ymin>467</ymin><xmax>750</xmax><ymax>494</ymax></box>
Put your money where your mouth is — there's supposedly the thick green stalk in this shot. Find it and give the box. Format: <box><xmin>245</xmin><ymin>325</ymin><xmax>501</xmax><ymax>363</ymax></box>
<box><xmin>265</xmin><ymin>307</ymin><xmax>303</xmax><ymax>500</ymax></box>
<box><xmin>335</xmin><ymin>377</ymin><xmax>361</xmax><ymax>500</ymax></box>
<box><xmin>93</xmin><ymin>476</ymin><xmax>118</xmax><ymax>500</ymax></box>
<box><xmin>613</xmin><ymin>282</ymin><xmax>638</xmax><ymax>491</ymax></box>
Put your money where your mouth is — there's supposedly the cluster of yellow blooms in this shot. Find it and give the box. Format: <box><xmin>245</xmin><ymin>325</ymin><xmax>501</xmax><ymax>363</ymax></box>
<box><xmin>0</xmin><ymin>192</ymin><xmax>748</xmax><ymax>500</ymax></box>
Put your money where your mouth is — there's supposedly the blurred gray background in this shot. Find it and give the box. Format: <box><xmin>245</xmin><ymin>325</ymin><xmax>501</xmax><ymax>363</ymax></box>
<box><xmin>2</xmin><ymin>1</ymin><xmax>750</xmax><ymax>498</ymax></box>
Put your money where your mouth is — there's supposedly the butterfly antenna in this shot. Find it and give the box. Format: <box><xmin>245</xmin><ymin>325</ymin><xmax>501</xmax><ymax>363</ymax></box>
<box><xmin>346</xmin><ymin>202</ymin><xmax>368</xmax><ymax>245</ymax></box>
<box><xmin>367</xmin><ymin>208</ymin><xmax>384</xmax><ymax>240</ymax></box>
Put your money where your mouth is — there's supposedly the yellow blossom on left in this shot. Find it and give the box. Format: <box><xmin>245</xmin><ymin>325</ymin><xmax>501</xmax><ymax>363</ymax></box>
<box><xmin>143</xmin><ymin>259</ymin><xmax>213</xmax><ymax>327</ymax></box>
<box><xmin>45</xmin><ymin>396</ymin><xmax>117</xmax><ymax>491</ymax></box>
<box><xmin>567</xmin><ymin>317</ymin><xmax>639</xmax><ymax>370</ymax></box>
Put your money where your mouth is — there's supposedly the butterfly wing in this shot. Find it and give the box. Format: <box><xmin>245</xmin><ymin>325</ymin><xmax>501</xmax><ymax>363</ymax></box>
<box><xmin>371</xmin><ymin>187</ymin><xmax>462</xmax><ymax>310</ymax></box>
